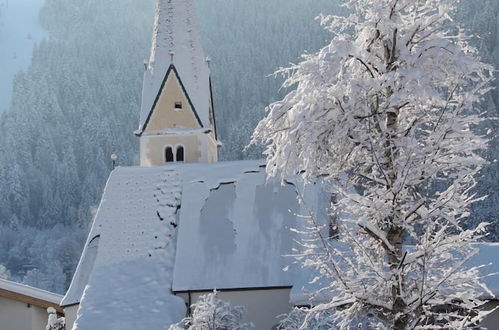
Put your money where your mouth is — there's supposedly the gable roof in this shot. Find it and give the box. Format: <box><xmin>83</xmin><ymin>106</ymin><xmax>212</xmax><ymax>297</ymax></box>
<box><xmin>0</xmin><ymin>278</ymin><xmax>63</xmax><ymax>313</ymax></box>
<box><xmin>139</xmin><ymin>65</ymin><xmax>204</xmax><ymax>135</ymax></box>
<box><xmin>62</xmin><ymin>160</ymin><xmax>499</xmax><ymax>328</ymax></box>
<box><xmin>62</xmin><ymin>166</ymin><xmax>186</xmax><ymax>329</ymax></box>
<box><xmin>138</xmin><ymin>0</ymin><xmax>211</xmax><ymax>135</ymax></box>
<box><xmin>62</xmin><ymin>160</ymin><xmax>321</xmax><ymax>328</ymax></box>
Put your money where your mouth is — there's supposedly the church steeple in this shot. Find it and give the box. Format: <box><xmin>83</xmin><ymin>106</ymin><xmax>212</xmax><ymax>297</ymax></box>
<box><xmin>136</xmin><ymin>0</ymin><xmax>218</xmax><ymax>167</ymax></box>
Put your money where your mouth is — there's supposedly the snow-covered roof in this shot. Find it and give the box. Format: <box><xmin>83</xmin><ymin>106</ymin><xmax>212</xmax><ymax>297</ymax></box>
<box><xmin>138</xmin><ymin>0</ymin><xmax>211</xmax><ymax>134</ymax></box>
<box><xmin>62</xmin><ymin>160</ymin><xmax>319</xmax><ymax>328</ymax></box>
<box><xmin>62</xmin><ymin>160</ymin><xmax>499</xmax><ymax>328</ymax></box>
<box><xmin>172</xmin><ymin>161</ymin><xmax>305</xmax><ymax>291</ymax></box>
<box><xmin>62</xmin><ymin>166</ymin><xmax>186</xmax><ymax>329</ymax></box>
<box><xmin>0</xmin><ymin>278</ymin><xmax>63</xmax><ymax>306</ymax></box>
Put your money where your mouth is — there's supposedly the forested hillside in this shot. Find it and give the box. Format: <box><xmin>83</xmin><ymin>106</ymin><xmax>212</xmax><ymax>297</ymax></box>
<box><xmin>0</xmin><ymin>0</ymin><xmax>153</xmax><ymax>292</ymax></box>
<box><xmin>0</xmin><ymin>0</ymin><xmax>497</xmax><ymax>293</ymax></box>
<box><xmin>0</xmin><ymin>0</ymin><xmax>48</xmax><ymax>112</ymax></box>
<box><xmin>0</xmin><ymin>0</ymin><xmax>341</xmax><ymax>293</ymax></box>
<box><xmin>456</xmin><ymin>1</ymin><xmax>499</xmax><ymax>237</ymax></box>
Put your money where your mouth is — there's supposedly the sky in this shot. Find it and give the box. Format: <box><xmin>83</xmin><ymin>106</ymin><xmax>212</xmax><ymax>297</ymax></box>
<box><xmin>0</xmin><ymin>0</ymin><xmax>47</xmax><ymax>112</ymax></box>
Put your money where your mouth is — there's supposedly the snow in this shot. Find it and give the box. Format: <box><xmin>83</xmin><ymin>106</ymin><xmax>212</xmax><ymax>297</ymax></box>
<box><xmin>60</xmin><ymin>159</ymin><xmax>499</xmax><ymax>327</ymax></box>
<box><xmin>63</xmin><ymin>160</ymin><xmax>331</xmax><ymax>327</ymax></box>
<box><xmin>0</xmin><ymin>0</ymin><xmax>47</xmax><ymax>112</ymax></box>
<box><xmin>74</xmin><ymin>260</ymin><xmax>185</xmax><ymax>330</ymax></box>
<box><xmin>47</xmin><ymin>306</ymin><xmax>65</xmax><ymax>330</ymax></box>
<box><xmin>62</xmin><ymin>166</ymin><xmax>186</xmax><ymax>329</ymax></box>
<box><xmin>0</xmin><ymin>278</ymin><xmax>62</xmax><ymax>304</ymax></box>
<box><xmin>171</xmin><ymin>290</ymin><xmax>254</xmax><ymax>330</ymax></box>
<box><xmin>138</xmin><ymin>0</ymin><xmax>211</xmax><ymax>133</ymax></box>
<box><xmin>61</xmin><ymin>158</ymin><xmax>499</xmax><ymax>329</ymax></box>
<box><xmin>173</xmin><ymin>160</ymin><xmax>302</xmax><ymax>291</ymax></box>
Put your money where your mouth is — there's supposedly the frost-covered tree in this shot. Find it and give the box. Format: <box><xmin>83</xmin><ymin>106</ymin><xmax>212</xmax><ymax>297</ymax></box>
<box><xmin>253</xmin><ymin>0</ymin><xmax>495</xmax><ymax>328</ymax></box>
<box><xmin>170</xmin><ymin>291</ymin><xmax>253</xmax><ymax>330</ymax></box>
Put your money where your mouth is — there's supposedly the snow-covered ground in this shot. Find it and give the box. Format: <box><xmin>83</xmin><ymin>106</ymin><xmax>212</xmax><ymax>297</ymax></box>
<box><xmin>0</xmin><ymin>0</ymin><xmax>47</xmax><ymax>112</ymax></box>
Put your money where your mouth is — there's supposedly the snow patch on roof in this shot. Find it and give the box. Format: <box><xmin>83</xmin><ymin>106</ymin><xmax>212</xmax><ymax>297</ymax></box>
<box><xmin>139</xmin><ymin>0</ymin><xmax>211</xmax><ymax>132</ymax></box>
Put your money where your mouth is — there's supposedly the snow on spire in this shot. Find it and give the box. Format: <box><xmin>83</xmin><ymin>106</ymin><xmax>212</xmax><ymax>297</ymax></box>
<box><xmin>139</xmin><ymin>0</ymin><xmax>211</xmax><ymax>132</ymax></box>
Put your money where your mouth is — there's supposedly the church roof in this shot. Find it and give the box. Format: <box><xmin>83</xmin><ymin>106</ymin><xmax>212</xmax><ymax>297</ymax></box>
<box><xmin>62</xmin><ymin>161</ymin><xmax>499</xmax><ymax>328</ymax></box>
<box><xmin>61</xmin><ymin>160</ymin><xmax>321</xmax><ymax>329</ymax></box>
<box><xmin>172</xmin><ymin>161</ymin><xmax>304</xmax><ymax>291</ymax></box>
<box><xmin>62</xmin><ymin>166</ymin><xmax>186</xmax><ymax>329</ymax></box>
<box><xmin>138</xmin><ymin>0</ymin><xmax>211</xmax><ymax>134</ymax></box>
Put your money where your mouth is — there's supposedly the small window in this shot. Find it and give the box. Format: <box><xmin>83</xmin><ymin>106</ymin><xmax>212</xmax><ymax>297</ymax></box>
<box><xmin>174</xmin><ymin>102</ymin><xmax>183</xmax><ymax>111</ymax></box>
<box><xmin>165</xmin><ymin>147</ymin><xmax>174</xmax><ymax>162</ymax></box>
<box><xmin>176</xmin><ymin>146</ymin><xmax>184</xmax><ymax>162</ymax></box>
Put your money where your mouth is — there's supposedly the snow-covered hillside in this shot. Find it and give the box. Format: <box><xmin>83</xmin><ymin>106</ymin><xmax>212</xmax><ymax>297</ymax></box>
<box><xmin>0</xmin><ymin>0</ymin><xmax>47</xmax><ymax>112</ymax></box>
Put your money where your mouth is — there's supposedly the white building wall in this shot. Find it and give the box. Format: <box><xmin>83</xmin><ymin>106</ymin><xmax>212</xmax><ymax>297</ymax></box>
<box><xmin>140</xmin><ymin>133</ymin><xmax>217</xmax><ymax>166</ymax></box>
<box><xmin>31</xmin><ymin>305</ymin><xmax>49</xmax><ymax>330</ymax></box>
<box><xmin>0</xmin><ymin>296</ymin><xmax>49</xmax><ymax>330</ymax></box>
<box><xmin>63</xmin><ymin>304</ymin><xmax>79</xmax><ymax>330</ymax></box>
<box><xmin>176</xmin><ymin>288</ymin><xmax>292</xmax><ymax>330</ymax></box>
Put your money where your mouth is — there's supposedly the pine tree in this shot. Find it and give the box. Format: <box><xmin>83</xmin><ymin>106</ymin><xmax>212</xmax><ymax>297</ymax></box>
<box><xmin>253</xmin><ymin>0</ymin><xmax>495</xmax><ymax>328</ymax></box>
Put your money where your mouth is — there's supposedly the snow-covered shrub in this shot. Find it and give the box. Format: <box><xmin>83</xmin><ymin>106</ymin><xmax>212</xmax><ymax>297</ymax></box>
<box><xmin>170</xmin><ymin>290</ymin><xmax>253</xmax><ymax>330</ymax></box>
<box><xmin>46</xmin><ymin>307</ymin><xmax>65</xmax><ymax>330</ymax></box>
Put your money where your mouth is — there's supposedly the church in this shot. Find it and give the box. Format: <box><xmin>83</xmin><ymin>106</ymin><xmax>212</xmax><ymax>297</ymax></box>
<box><xmin>58</xmin><ymin>0</ymin><xmax>322</xmax><ymax>329</ymax></box>
<box><xmin>54</xmin><ymin>0</ymin><xmax>499</xmax><ymax>329</ymax></box>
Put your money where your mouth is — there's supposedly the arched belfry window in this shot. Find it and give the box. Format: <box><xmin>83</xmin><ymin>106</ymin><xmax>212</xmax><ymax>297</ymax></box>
<box><xmin>176</xmin><ymin>146</ymin><xmax>184</xmax><ymax>162</ymax></box>
<box><xmin>165</xmin><ymin>146</ymin><xmax>174</xmax><ymax>162</ymax></box>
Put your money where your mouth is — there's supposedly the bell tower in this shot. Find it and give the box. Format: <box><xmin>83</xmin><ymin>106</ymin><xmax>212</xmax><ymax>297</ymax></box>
<box><xmin>135</xmin><ymin>0</ymin><xmax>219</xmax><ymax>167</ymax></box>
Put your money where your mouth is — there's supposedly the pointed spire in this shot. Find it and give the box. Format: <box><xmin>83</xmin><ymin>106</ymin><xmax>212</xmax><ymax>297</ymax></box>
<box><xmin>138</xmin><ymin>0</ymin><xmax>212</xmax><ymax>134</ymax></box>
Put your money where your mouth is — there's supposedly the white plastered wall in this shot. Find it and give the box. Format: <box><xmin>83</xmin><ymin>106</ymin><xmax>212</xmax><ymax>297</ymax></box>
<box><xmin>0</xmin><ymin>296</ymin><xmax>50</xmax><ymax>330</ymax></box>
<box><xmin>140</xmin><ymin>133</ymin><xmax>217</xmax><ymax>166</ymax></box>
<box><xmin>64</xmin><ymin>304</ymin><xmax>79</xmax><ymax>330</ymax></box>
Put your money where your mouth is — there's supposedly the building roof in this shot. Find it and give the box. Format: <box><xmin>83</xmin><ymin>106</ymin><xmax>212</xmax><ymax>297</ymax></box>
<box><xmin>62</xmin><ymin>160</ymin><xmax>499</xmax><ymax>328</ymax></box>
<box><xmin>62</xmin><ymin>160</ymin><xmax>322</xmax><ymax>329</ymax></box>
<box><xmin>0</xmin><ymin>278</ymin><xmax>63</xmax><ymax>313</ymax></box>
<box><xmin>62</xmin><ymin>166</ymin><xmax>186</xmax><ymax>329</ymax></box>
<box><xmin>138</xmin><ymin>0</ymin><xmax>211</xmax><ymax>134</ymax></box>
<box><xmin>172</xmin><ymin>161</ymin><xmax>305</xmax><ymax>291</ymax></box>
